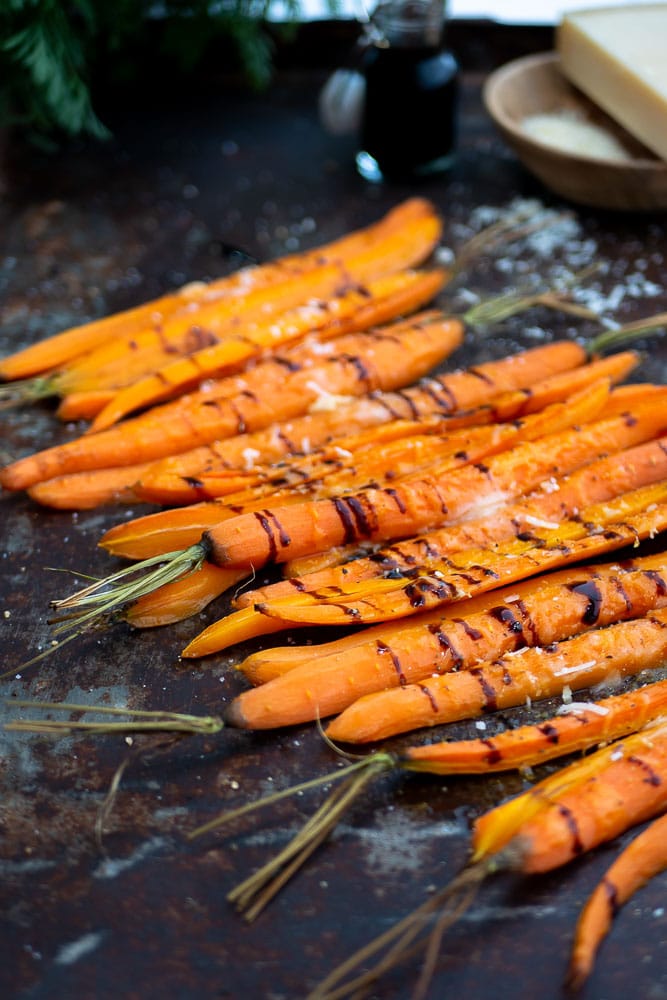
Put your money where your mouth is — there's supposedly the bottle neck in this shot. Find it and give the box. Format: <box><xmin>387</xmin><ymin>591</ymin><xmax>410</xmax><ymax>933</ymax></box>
<box><xmin>370</xmin><ymin>0</ymin><xmax>446</xmax><ymax>48</ymax></box>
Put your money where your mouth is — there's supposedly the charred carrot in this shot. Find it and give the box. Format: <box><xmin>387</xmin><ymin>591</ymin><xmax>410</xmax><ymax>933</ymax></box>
<box><xmin>223</xmin><ymin>556</ymin><xmax>667</xmax><ymax>730</ymax></box>
<box><xmin>402</xmin><ymin>680</ymin><xmax>667</xmax><ymax>775</ymax></box>
<box><xmin>568</xmin><ymin>811</ymin><xmax>667</xmax><ymax>989</ymax></box>
<box><xmin>210</xmin><ymin>678</ymin><xmax>667</xmax><ymax>929</ymax></box>
<box><xmin>1</xmin><ymin>309</ymin><xmax>463</xmax><ymax>493</ymax></box>
<box><xmin>48</xmin><ymin>423</ymin><xmax>667</xmax><ymax>648</ymax></box>
<box><xmin>136</xmin><ymin>349</ymin><xmax>630</xmax><ymax>509</ymax></box>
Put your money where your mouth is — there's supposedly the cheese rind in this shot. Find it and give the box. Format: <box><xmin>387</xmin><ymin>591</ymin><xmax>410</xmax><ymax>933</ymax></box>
<box><xmin>558</xmin><ymin>5</ymin><xmax>667</xmax><ymax>162</ymax></box>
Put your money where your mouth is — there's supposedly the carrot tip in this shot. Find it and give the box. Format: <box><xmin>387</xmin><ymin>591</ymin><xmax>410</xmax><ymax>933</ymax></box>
<box><xmin>225</xmin><ymin>700</ymin><xmax>250</xmax><ymax>729</ymax></box>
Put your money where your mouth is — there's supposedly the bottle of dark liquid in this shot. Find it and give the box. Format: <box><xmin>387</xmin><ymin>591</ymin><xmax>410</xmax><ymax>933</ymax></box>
<box><xmin>356</xmin><ymin>0</ymin><xmax>458</xmax><ymax>182</ymax></box>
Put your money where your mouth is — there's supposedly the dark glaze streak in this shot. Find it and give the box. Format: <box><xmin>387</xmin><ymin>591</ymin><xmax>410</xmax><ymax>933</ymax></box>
<box><xmin>482</xmin><ymin>739</ymin><xmax>502</xmax><ymax>765</ymax></box>
<box><xmin>514</xmin><ymin>598</ymin><xmax>539</xmax><ymax>645</ymax></box>
<box><xmin>567</xmin><ymin>579</ymin><xmax>603</xmax><ymax>625</ymax></box>
<box><xmin>229</xmin><ymin>400</ymin><xmax>248</xmax><ymax>434</ymax></box>
<box><xmin>611</xmin><ymin>576</ymin><xmax>632</xmax><ymax>615</ymax></box>
<box><xmin>184</xmin><ymin>476</ymin><xmax>204</xmax><ymax>489</ymax></box>
<box><xmin>332</xmin><ymin>498</ymin><xmax>357</xmax><ymax>544</ymax></box>
<box><xmin>427</xmin><ymin>624</ymin><xmax>464</xmax><ymax>670</ymax></box>
<box><xmin>627</xmin><ymin>754</ymin><xmax>662</xmax><ymax>786</ymax></box>
<box><xmin>345</xmin><ymin>495</ymin><xmax>377</xmax><ymax>538</ymax></box>
<box><xmin>376</xmin><ymin>640</ymin><xmax>407</xmax><ymax>686</ymax></box>
<box><xmin>428</xmin><ymin>377</ymin><xmax>458</xmax><ymax>412</ymax></box>
<box><xmin>557</xmin><ymin>802</ymin><xmax>584</xmax><ymax>855</ymax></box>
<box><xmin>391</xmin><ymin>389</ymin><xmax>420</xmax><ymax>420</ymax></box>
<box><xmin>273</xmin><ymin>356</ymin><xmax>303</xmax><ymax>372</ymax></box>
<box><xmin>645</xmin><ymin>569</ymin><xmax>667</xmax><ymax>597</ymax></box>
<box><xmin>451</xmin><ymin>618</ymin><xmax>483</xmax><ymax>641</ymax></box>
<box><xmin>467</xmin><ymin>366</ymin><xmax>494</xmax><ymax>385</ymax></box>
<box><xmin>469</xmin><ymin>668</ymin><xmax>498</xmax><ymax>712</ymax></box>
<box><xmin>265</xmin><ymin>510</ymin><xmax>290</xmax><ymax>548</ymax></box>
<box><xmin>623</xmin><ymin>411</ymin><xmax>638</xmax><ymax>427</ymax></box>
<box><xmin>347</xmin><ymin>354</ymin><xmax>373</xmax><ymax>386</ymax></box>
<box><xmin>384</xmin><ymin>487</ymin><xmax>407</xmax><ymax>514</ymax></box>
<box><xmin>603</xmin><ymin>876</ymin><xmax>620</xmax><ymax>917</ymax></box>
<box><xmin>488</xmin><ymin>605</ymin><xmax>525</xmax><ymax>647</ymax></box>
<box><xmin>418</xmin><ymin>684</ymin><xmax>439</xmax><ymax>713</ymax></box>
<box><xmin>287</xmin><ymin>578</ymin><xmax>307</xmax><ymax>592</ymax></box>
<box><xmin>537</xmin><ymin>722</ymin><xmax>560</xmax><ymax>745</ymax></box>
<box><xmin>253</xmin><ymin>511</ymin><xmax>280</xmax><ymax>561</ymax></box>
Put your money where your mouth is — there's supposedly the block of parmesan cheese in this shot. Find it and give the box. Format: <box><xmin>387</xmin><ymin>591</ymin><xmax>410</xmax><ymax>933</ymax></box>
<box><xmin>558</xmin><ymin>4</ymin><xmax>667</xmax><ymax>162</ymax></box>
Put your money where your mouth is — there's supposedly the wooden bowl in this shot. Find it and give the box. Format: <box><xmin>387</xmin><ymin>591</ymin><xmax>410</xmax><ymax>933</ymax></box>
<box><xmin>483</xmin><ymin>52</ymin><xmax>667</xmax><ymax>211</ymax></box>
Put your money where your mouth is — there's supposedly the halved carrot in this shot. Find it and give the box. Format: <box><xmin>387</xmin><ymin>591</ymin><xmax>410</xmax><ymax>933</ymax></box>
<box><xmin>249</xmin><ymin>479</ymin><xmax>667</xmax><ymax>628</ymax></box>
<box><xmin>326</xmin><ymin>608</ymin><xmax>667</xmax><ymax>742</ymax></box>
<box><xmin>200</xmin><ymin>392</ymin><xmax>667</xmax><ymax>576</ymax></box>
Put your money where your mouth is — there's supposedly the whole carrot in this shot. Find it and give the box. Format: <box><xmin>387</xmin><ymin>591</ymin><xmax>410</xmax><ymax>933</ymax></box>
<box><xmin>224</xmin><ymin>560</ymin><xmax>667</xmax><ymax>732</ymax></box>
<box><xmin>88</xmin><ymin>265</ymin><xmax>445</xmax><ymax>431</ymax></box>
<box><xmin>326</xmin><ymin>607</ymin><xmax>667</xmax><ymax>743</ymax></box>
<box><xmin>247</xmin><ymin>479</ymin><xmax>667</xmax><ymax>628</ymax></box>
<box><xmin>567</xmin><ymin>811</ymin><xmax>667</xmax><ymax>989</ymax></box>
<box><xmin>0</xmin><ymin>197</ymin><xmax>437</xmax><ymax>381</ymax></box>
<box><xmin>0</xmin><ymin>307</ymin><xmax>456</xmax><ymax>492</ymax></box>
<box><xmin>233</xmin><ymin>433</ymin><xmax>667</xmax><ymax>615</ymax></box>
<box><xmin>308</xmin><ymin>720</ymin><xmax>667</xmax><ymax>1000</ymax></box>
<box><xmin>207</xmin><ymin>677</ymin><xmax>667</xmax><ymax>929</ymax></box>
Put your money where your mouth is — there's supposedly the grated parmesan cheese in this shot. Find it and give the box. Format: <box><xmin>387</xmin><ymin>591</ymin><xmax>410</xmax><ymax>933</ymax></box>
<box><xmin>521</xmin><ymin>111</ymin><xmax>635</xmax><ymax>163</ymax></box>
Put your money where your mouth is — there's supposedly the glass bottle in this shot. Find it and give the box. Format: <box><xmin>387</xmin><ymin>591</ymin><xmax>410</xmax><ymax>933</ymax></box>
<box><xmin>356</xmin><ymin>0</ymin><xmax>459</xmax><ymax>182</ymax></box>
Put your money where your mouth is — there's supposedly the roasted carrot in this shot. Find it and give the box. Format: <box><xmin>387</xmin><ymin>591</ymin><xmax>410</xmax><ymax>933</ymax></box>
<box><xmin>0</xmin><ymin>197</ymin><xmax>437</xmax><ymax>381</ymax></box>
<box><xmin>124</xmin><ymin>564</ymin><xmax>247</xmax><ymax>628</ymax></box>
<box><xmin>309</xmin><ymin>721</ymin><xmax>667</xmax><ymax>1000</ymax></box>
<box><xmin>223</xmin><ymin>561</ymin><xmax>667</xmax><ymax>731</ymax></box>
<box><xmin>326</xmin><ymin>607</ymin><xmax>667</xmax><ymax>743</ymax></box>
<box><xmin>134</xmin><ymin>348</ymin><xmax>632</xmax><ymax>510</ymax></box>
<box><xmin>88</xmin><ymin>266</ymin><xmax>446</xmax><ymax>431</ymax></box>
<box><xmin>0</xmin><ymin>309</ymin><xmax>459</xmax><ymax>492</ymax></box>
<box><xmin>239</xmin><ymin>537</ymin><xmax>667</xmax><ymax>685</ymax></box>
<box><xmin>235</xmin><ymin>434</ymin><xmax>667</xmax><ymax>613</ymax></box>
<box><xmin>210</xmin><ymin>678</ymin><xmax>667</xmax><ymax>929</ymax></box>
<box><xmin>47</xmin><ymin>419</ymin><xmax>667</xmax><ymax>649</ymax></box>
<box><xmin>28</xmin><ymin>463</ymin><xmax>158</xmax><ymax>510</ymax></box>
<box><xmin>568</xmin><ymin>811</ymin><xmax>667</xmax><ymax>989</ymax></box>
<box><xmin>401</xmin><ymin>680</ymin><xmax>667</xmax><ymax>775</ymax></box>
<box><xmin>199</xmin><ymin>393</ymin><xmax>667</xmax><ymax>575</ymax></box>
<box><xmin>245</xmin><ymin>478</ymin><xmax>667</xmax><ymax>628</ymax></box>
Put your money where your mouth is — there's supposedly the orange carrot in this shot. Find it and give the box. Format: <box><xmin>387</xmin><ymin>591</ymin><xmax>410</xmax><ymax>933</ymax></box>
<box><xmin>88</xmin><ymin>267</ymin><xmax>446</xmax><ymax>431</ymax></box>
<box><xmin>401</xmin><ymin>679</ymin><xmax>667</xmax><ymax>775</ymax></box>
<box><xmin>235</xmin><ymin>433</ymin><xmax>667</xmax><ymax>613</ymax></box>
<box><xmin>310</xmin><ymin>721</ymin><xmax>667</xmax><ymax>1000</ymax></box>
<box><xmin>223</xmin><ymin>557</ymin><xmax>667</xmax><ymax>731</ymax></box>
<box><xmin>326</xmin><ymin>608</ymin><xmax>667</xmax><ymax>743</ymax></box>
<box><xmin>0</xmin><ymin>197</ymin><xmax>437</xmax><ymax>381</ymax></box>
<box><xmin>199</xmin><ymin>395</ymin><xmax>667</xmax><ymax>576</ymax></box>
<box><xmin>0</xmin><ymin>309</ymin><xmax>458</xmax><ymax>492</ymax></box>
<box><xmin>568</xmin><ymin>811</ymin><xmax>667</xmax><ymax>989</ymax></box>
<box><xmin>124</xmin><ymin>564</ymin><xmax>246</xmax><ymax>628</ymax></box>
<box><xmin>135</xmin><ymin>349</ymin><xmax>627</xmax><ymax>509</ymax></box>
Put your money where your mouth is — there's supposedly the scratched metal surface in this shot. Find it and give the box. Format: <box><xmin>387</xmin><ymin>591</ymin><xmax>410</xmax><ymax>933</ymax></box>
<box><xmin>2</xmin><ymin>35</ymin><xmax>667</xmax><ymax>1000</ymax></box>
